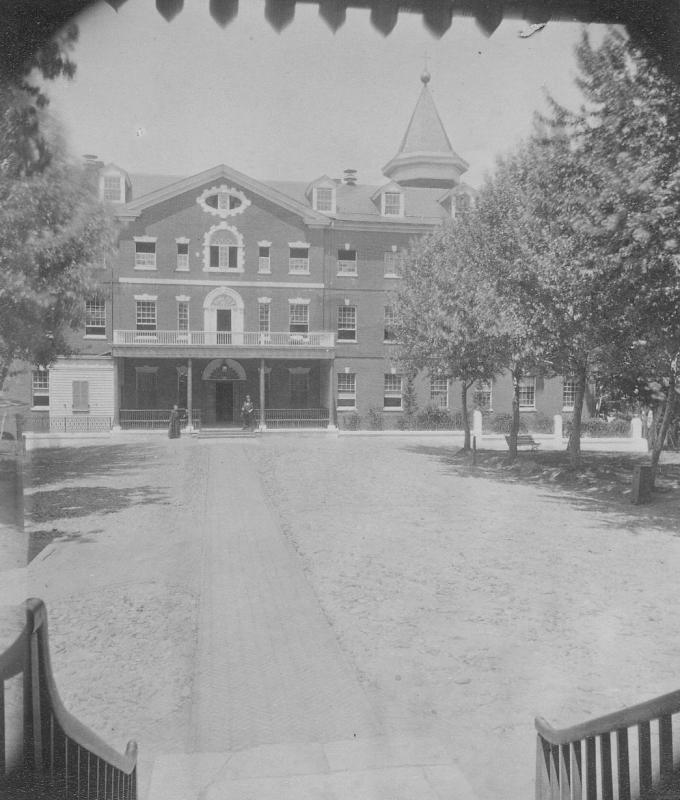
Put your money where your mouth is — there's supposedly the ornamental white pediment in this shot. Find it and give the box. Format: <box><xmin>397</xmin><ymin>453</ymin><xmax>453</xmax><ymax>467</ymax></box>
<box><xmin>197</xmin><ymin>184</ymin><xmax>250</xmax><ymax>218</ymax></box>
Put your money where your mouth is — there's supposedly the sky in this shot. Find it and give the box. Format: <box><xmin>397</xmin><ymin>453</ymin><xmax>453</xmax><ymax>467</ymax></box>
<box><xmin>43</xmin><ymin>1</ymin><xmax>613</xmax><ymax>188</ymax></box>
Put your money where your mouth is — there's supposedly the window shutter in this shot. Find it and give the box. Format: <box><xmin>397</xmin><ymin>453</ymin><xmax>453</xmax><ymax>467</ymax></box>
<box><xmin>229</xmin><ymin>246</ymin><xmax>238</xmax><ymax>269</ymax></box>
<box><xmin>210</xmin><ymin>246</ymin><xmax>219</xmax><ymax>268</ymax></box>
<box><xmin>72</xmin><ymin>381</ymin><xmax>89</xmax><ymax>412</ymax></box>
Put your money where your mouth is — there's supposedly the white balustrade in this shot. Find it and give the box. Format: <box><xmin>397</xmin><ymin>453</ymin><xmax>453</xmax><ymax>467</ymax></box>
<box><xmin>113</xmin><ymin>330</ymin><xmax>335</xmax><ymax>347</ymax></box>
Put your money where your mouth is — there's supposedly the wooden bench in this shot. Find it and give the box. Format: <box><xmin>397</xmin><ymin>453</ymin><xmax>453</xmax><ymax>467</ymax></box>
<box><xmin>505</xmin><ymin>434</ymin><xmax>540</xmax><ymax>451</ymax></box>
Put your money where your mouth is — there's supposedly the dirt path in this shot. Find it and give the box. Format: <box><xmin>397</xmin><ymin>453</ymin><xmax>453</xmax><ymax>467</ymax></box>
<box><xmin>247</xmin><ymin>436</ymin><xmax>680</xmax><ymax>800</ymax></box>
<box><xmin>18</xmin><ymin>435</ymin><xmax>680</xmax><ymax>800</ymax></box>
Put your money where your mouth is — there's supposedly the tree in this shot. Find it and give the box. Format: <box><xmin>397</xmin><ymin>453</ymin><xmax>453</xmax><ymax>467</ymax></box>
<box><xmin>394</xmin><ymin>218</ymin><xmax>513</xmax><ymax>451</ymax></box>
<box><xmin>0</xmin><ymin>141</ymin><xmax>115</xmax><ymax>384</ymax></box>
<box><xmin>0</xmin><ymin>17</ymin><xmax>115</xmax><ymax>385</ymax></box>
<box><xmin>540</xmin><ymin>29</ymin><xmax>680</xmax><ymax>472</ymax></box>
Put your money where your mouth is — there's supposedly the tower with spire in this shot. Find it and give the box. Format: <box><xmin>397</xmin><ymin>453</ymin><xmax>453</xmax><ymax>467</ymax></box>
<box><xmin>382</xmin><ymin>70</ymin><xmax>469</xmax><ymax>189</ymax></box>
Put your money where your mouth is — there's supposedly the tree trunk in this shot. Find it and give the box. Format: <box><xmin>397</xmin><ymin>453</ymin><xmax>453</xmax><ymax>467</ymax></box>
<box><xmin>650</xmin><ymin>386</ymin><xmax>677</xmax><ymax>485</ymax></box>
<box><xmin>461</xmin><ymin>383</ymin><xmax>471</xmax><ymax>451</ymax></box>
<box><xmin>507</xmin><ymin>369</ymin><xmax>520</xmax><ymax>464</ymax></box>
<box><xmin>567</xmin><ymin>362</ymin><xmax>587</xmax><ymax>469</ymax></box>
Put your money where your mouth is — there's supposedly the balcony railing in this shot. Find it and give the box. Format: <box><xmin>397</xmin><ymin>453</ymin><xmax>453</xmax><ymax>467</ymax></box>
<box><xmin>0</xmin><ymin>599</ymin><xmax>137</xmax><ymax>799</ymax></box>
<box><xmin>113</xmin><ymin>330</ymin><xmax>335</xmax><ymax>347</ymax></box>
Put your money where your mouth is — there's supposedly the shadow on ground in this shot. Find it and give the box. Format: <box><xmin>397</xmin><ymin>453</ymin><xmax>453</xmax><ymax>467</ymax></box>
<box><xmin>405</xmin><ymin>445</ymin><xmax>680</xmax><ymax>535</ymax></box>
<box><xmin>25</xmin><ymin>485</ymin><xmax>169</xmax><ymax>524</ymax></box>
<box><xmin>28</xmin><ymin>528</ymin><xmax>100</xmax><ymax>562</ymax></box>
<box><xmin>22</xmin><ymin>444</ymin><xmax>165</xmax><ymax>485</ymax></box>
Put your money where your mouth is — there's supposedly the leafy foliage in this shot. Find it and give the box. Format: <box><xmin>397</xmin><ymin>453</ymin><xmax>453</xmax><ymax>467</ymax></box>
<box><xmin>0</xmin><ymin>18</ymin><xmax>115</xmax><ymax>383</ymax></box>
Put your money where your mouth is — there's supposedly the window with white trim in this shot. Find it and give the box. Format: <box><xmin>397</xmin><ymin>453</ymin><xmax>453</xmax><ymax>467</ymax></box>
<box><xmin>430</xmin><ymin>377</ymin><xmax>449</xmax><ymax>408</ymax></box>
<box><xmin>258</xmin><ymin>245</ymin><xmax>271</xmax><ymax>273</ymax></box>
<box><xmin>72</xmin><ymin>380</ymin><xmax>90</xmax><ymax>413</ymax></box>
<box><xmin>384</xmin><ymin>251</ymin><xmax>400</xmax><ymax>277</ymax></box>
<box><xmin>258</xmin><ymin>302</ymin><xmax>270</xmax><ymax>333</ymax></box>
<box><xmin>384</xmin><ymin>373</ymin><xmax>403</xmax><ymax>409</ymax></box>
<box><xmin>474</xmin><ymin>380</ymin><xmax>493</xmax><ymax>411</ymax></box>
<box><xmin>337</xmin><ymin>249</ymin><xmax>357</xmax><ymax>276</ymax></box>
<box><xmin>136</xmin><ymin>300</ymin><xmax>157</xmax><ymax>332</ymax></box>
<box><xmin>289</xmin><ymin>304</ymin><xmax>309</xmax><ymax>334</ymax></box>
<box><xmin>384</xmin><ymin>306</ymin><xmax>397</xmax><ymax>341</ymax></box>
<box><xmin>177</xmin><ymin>301</ymin><xmax>189</xmax><ymax>332</ymax></box>
<box><xmin>289</xmin><ymin>245</ymin><xmax>310</xmax><ymax>274</ymax></box>
<box><xmin>337</xmin><ymin>373</ymin><xmax>356</xmax><ymax>409</ymax></box>
<box><xmin>134</xmin><ymin>240</ymin><xmax>156</xmax><ymax>269</ymax></box>
<box><xmin>383</xmin><ymin>191</ymin><xmax>403</xmax><ymax>217</ymax></box>
<box><xmin>314</xmin><ymin>186</ymin><xmax>335</xmax><ymax>212</ymax></box>
<box><xmin>103</xmin><ymin>175</ymin><xmax>122</xmax><ymax>202</ymax></box>
<box><xmin>205</xmin><ymin>225</ymin><xmax>243</xmax><ymax>272</ymax></box>
<box><xmin>337</xmin><ymin>306</ymin><xmax>356</xmax><ymax>341</ymax></box>
<box><xmin>563</xmin><ymin>378</ymin><xmax>577</xmax><ymax>410</ymax></box>
<box><xmin>519</xmin><ymin>377</ymin><xmax>536</xmax><ymax>409</ymax></box>
<box><xmin>176</xmin><ymin>241</ymin><xmax>189</xmax><ymax>271</ymax></box>
<box><xmin>210</xmin><ymin>244</ymin><xmax>238</xmax><ymax>270</ymax></box>
<box><xmin>31</xmin><ymin>370</ymin><xmax>49</xmax><ymax>408</ymax></box>
<box><xmin>85</xmin><ymin>298</ymin><xmax>106</xmax><ymax>337</ymax></box>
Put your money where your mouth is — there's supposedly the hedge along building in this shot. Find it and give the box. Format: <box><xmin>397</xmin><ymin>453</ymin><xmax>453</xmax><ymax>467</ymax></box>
<box><xmin>18</xmin><ymin>72</ymin><xmax>583</xmax><ymax>432</ymax></box>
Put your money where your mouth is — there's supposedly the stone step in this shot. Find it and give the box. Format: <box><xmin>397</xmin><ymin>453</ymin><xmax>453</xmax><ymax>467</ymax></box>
<box><xmin>147</xmin><ymin>737</ymin><xmax>477</xmax><ymax>800</ymax></box>
<box><xmin>194</xmin><ymin>429</ymin><xmax>258</xmax><ymax>439</ymax></box>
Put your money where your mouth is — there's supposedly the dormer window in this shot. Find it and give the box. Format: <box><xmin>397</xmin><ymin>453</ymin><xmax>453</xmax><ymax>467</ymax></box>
<box><xmin>314</xmin><ymin>186</ymin><xmax>335</xmax><ymax>213</ymax></box>
<box><xmin>383</xmin><ymin>191</ymin><xmax>404</xmax><ymax>217</ymax></box>
<box><xmin>307</xmin><ymin>176</ymin><xmax>336</xmax><ymax>214</ymax></box>
<box><xmin>99</xmin><ymin>164</ymin><xmax>129</xmax><ymax>203</ymax></box>
<box><xmin>453</xmin><ymin>193</ymin><xmax>472</xmax><ymax>218</ymax></box>
<box><xmin>103</xmin><ymin>175</ymin><xmax>123</xmax><ymax>202</ymax></box>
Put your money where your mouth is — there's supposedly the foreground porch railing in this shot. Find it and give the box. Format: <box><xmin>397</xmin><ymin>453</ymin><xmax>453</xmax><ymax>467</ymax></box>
<box><xmin>256</xmin><ymin>408</ymin><xmax>330</xmax><ymax>428</ymax></box>
<box><xmin>113</xmin><ymin>330</ymin><xmax>335</xmax><ymax>347</ymax></box>
<box><xmin>0</xmin><ymin>599</ymin><xmax>137</xmax><ymax>799</ymax></box>
<box><xmin>119</xmin><ymin>409</ymin><xmax>202</xmax><ymax>430</ymax></box>
<box><xmin>536</xmin><ymin>688</ymin><xmax>680</xmax><ymax>800</ymax></box>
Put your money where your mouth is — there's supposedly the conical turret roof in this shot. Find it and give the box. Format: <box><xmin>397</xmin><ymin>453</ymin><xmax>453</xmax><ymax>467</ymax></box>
<box><xmin>382</xmin><ymin>71</ymin><xmax>468</xmax><ymax>189</ymax></box>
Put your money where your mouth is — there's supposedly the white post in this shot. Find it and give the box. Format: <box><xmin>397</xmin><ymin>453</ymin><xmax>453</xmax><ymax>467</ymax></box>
<box><xmin>631</xmin><ymin>416</ymin><xmax>643</xmax><ymax>440</ymax></box>
<box><xmin>553</xmin><ymin>414</ymin><xmax>563</xmax><ymax>441</ymax></box>
<box><xmin>473</xmin><ymin>409</ymin><xmax>483</xmax><ymax>439</ymax></box>
<box><xmin>259</xmin><ymin>359</ymin><xmax>267</xmax><ymax>431</ymax></box>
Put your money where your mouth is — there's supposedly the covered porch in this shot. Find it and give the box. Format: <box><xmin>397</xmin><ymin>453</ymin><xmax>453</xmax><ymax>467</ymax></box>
<box><xmin>114</xmin><ymin>355</ymin><xmax>337</xmax><ymax>431</ymax></box>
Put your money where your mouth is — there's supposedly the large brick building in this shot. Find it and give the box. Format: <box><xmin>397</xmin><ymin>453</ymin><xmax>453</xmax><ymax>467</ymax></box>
<box><xmin>9</xmin><ymin>73</ymin><xmax>580</xmax><ymax>433</ymax></box>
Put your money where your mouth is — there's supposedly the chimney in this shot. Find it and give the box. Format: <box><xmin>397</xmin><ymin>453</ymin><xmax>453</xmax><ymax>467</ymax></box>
<box><xmin>343</xmin><ymin>169</ymin><xmax>357</xmax><ymax>186</ymax></box>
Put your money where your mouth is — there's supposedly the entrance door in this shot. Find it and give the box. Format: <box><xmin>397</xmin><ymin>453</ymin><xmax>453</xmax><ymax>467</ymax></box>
<box><xmin>215</xmin><ymin>382</ymin><xmax>234</xmax><ymax>423</ymax></box>
<box><xmin>216</xmin><ymin>309</ymin><xmax>231</xmax><ymax>344</ymax></box>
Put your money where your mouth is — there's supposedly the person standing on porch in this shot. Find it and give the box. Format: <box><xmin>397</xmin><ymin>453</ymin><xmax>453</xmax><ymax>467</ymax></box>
<box><xmin>241</xmin><ymin>395</ymin><xmax>254</xmax><ymax>431</ymax></box>
<box><xmin>168</xmin><ymin>405</ymin><xmax>181</xmax><ymax>439</ymax></box>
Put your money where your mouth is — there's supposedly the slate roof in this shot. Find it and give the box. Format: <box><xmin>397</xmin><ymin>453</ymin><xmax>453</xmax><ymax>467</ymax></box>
<box><xmin>125</xmin><ymin>173</ymin><xmax>454</xmax><ymax>225</ymax></box>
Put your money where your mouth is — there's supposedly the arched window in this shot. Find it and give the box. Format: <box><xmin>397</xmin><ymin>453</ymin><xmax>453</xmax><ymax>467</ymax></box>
<box><xmin>203</xmin><ymin>223</ymin><xmax>244</xmax><ymax>272</ymax></box>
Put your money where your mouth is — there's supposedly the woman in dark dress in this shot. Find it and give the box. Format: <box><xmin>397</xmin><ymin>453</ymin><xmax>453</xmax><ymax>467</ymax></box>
<box><xmin>168</xmin><ymin>404</ymin><xmax>181</xmax><ymax>438</ymax></box>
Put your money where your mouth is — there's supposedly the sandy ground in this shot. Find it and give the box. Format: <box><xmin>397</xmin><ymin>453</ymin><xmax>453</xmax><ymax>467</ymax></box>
<box><xmin>14</xmin><ymin>435</ymin><xmax>680</xmax><ymax>800</ymax></box>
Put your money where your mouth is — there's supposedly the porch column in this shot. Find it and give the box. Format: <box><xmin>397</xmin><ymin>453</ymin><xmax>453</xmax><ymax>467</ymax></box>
<box><xmin>112</xmin><ymin>357</ymin><xmax>121</xmax><ymax>431</ymax></box>
<box><xmin>259</xmin><ymin>359</ymin><xmax>266</xmax><ymax>431</ymax></box>
<box><xmin>186</xmin><ymin>358</ymin><xmax>194</xmax><ymax>432</ymax></box>
<box><xmin>327</xmin><ymin>360</ymin><xmax>337</xmax><ymax>431</ymax></box>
